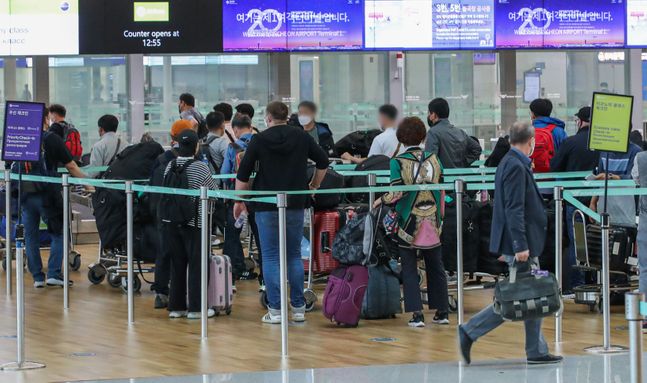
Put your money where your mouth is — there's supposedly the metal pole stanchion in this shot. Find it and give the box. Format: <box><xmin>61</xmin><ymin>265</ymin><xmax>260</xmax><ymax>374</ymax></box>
<box><xmin>277</xmin><ymin>193</ymin><xmax>289</xmax><ymax>358</ymax></box>
<box><xmin>125</xmin><ymin>181</ymin><xmax>134</xmax><ymax>324</ymax></box>
<box><xmin>367</xmin><ymin>173</ymin><xmax>376</xmax><ymax>208</ymax></box>
<box><xmin>585</xmin><ymin>212</ymin><xmax>627</xmax><ymax>354</ymax></box>
<box><xmin>62</xmin><ymin>174</ymin><xmax>70</xmax><ymax>309</ymax></box>
<box><xmin>5</xmin><ymin>169</ymin><xmax>11</xmax><ymax>296</ymax></box>
<box><xmin>625</xmin><ymin>292</ymin><xmax>644</xmax><ymax>383</ymax></box>
<box><xmin>455</xmin><ymin>179</ymin><xmax>465</xmax><ymax>325</ymax></box>
<box><xmin>554</xmin><ymin>186</ymin><xmax>563</xmax><ymax>343</ymax></box>
<box><xmin>200</xmin><ymin>186</ymin><xmax>209</xmax><ymax>339</ymax></box>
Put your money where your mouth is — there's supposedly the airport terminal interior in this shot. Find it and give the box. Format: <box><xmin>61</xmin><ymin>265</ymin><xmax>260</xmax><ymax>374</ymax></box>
<box><xmin>3</xmin><ymin>1</ymin><xmax>647</xmax><ymax>383</ymax></box>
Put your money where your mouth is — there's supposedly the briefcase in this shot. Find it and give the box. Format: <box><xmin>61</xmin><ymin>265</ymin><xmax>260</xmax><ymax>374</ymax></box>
<box><xmin>493</xmin><ymin>264</ymin><xmax>562</xmax><ymax>321</ymax></box>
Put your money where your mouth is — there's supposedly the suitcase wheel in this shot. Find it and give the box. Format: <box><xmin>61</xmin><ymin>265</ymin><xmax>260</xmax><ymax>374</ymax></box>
<box><xmin>69</xmin><ymin>251</ymin><xmax>82</xmax><ymax>271</ymax></box>
<box><xmin>226</xmin><ymin>308</ymin><xmax>232</xmax><ymax>316</ymax></box>
<box><xmin>87</xmin><ymin>264</ymin><xmax>106</xmax><ymax>285</ymax></box>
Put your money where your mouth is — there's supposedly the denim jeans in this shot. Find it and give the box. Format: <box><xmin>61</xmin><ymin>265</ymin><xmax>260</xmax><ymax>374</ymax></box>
<box><xmin>255</xmin><ymin>209</ymin><xmax>305</xmax><ymax>310</ymax></box>
<box><xmin>22</xmin><ymin>193</ymin><xmax>63</xmax><ymax>282</ymax></box>
<box><xmin>565</xmin><ymin>205</ymin><xmax>585</xmax><ymax>289</ymax></box>
<box><xmin>461</xmin><ymin>256</ymin><xmax>549</xmax><ymax>359</ymax></box>
<box><xmin>224</xmin><ymin>204</ymin><xmax>245</xmax><ymax>279</ymax></box>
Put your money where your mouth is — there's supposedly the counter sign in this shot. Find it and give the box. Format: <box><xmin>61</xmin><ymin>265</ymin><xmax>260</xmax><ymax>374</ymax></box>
<box><xmin>2</xmin><ymin>101</ymin><xmax>45</xmax><ymax>162</ymax></box>
<box><xmin>588</xmin><ymin>92</ymin><xmax>634</xmax><ymax>153</ymax></box>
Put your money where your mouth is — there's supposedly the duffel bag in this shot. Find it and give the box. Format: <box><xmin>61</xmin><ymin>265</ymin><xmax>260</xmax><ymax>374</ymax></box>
<box><xmin>493</xmin><ymin>262</ymin><xmax>562</xmax><ymax>321</ymax></box>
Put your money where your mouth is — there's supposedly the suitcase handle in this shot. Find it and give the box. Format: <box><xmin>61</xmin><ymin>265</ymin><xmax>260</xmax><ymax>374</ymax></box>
<box><xmin>321</xmin><ymin>232</ymin><xmax>331</xmax><ymax>254</ymax></box>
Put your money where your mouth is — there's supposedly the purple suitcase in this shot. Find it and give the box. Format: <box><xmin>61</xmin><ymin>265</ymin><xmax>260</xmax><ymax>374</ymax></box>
<box><xmin>322</xmin><ymin>265</ymin><xmax>368</xmax><ymax>327</ymax></box>
<box><xmin>209</xmin><ymin>255</ymin><xmax>234</xmax><ymax>315</ymax></box>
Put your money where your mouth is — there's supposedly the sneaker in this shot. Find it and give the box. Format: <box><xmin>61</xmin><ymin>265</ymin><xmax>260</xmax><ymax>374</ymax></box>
<box><xmin>239</xmin><ymin>271</ymin><xmax>259</xmax><ymax>281</ymax></box>
<box><xmin>527</xmin><ymin>354</ymin><xmax>563</xmax><ymax>365</ymax></box>
<box><xmin>262</xmin><ymin>311</ymin><xmax>282</xmax><ymax>324</ymax></box>
<box><xmin>408</xmin><ymin>312</ymin><xmax>425</xmax><ymax>328</ymax></box>
<box><xmin>46</xmin><ymin>277</ymin><xmax>74</xmax><ymax>287</ymax></box>
<box><xmin>187</xmin><ymin>309</ymin><xmax>216</xmax><ymax>319</ymax></box>
<box><xmin>169</xmin><ymin>311</ymin><xmax>188</xmax><ymax>319</ymax></box>
<box><xmin>154</xmin><ymin>294</ymin><xmax>169</xmax><ymax>309</ymax></box>
<box><xmin>432</xmin><ymin>311</ymin><xmax>450</xmax><ymax>325</ymax></box>
<box><xmin>34</xmin><ymin>280</ymin><xmax>45</xmax><ymax>288</ymax></box>
<box><xmin>291</xmin><ymin>305</ymin><xmax>306</xmax><ymax>323</ymax></box>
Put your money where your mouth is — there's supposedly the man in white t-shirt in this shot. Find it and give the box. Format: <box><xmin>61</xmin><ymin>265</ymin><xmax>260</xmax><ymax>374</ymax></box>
<box><xmin>341</xmin><ymin>104</ymin><xmax>403</xmax><ymax>164</ymax></box>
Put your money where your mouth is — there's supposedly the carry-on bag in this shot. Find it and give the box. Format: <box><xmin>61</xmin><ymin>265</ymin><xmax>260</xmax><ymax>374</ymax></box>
<box><xmin>361</xmin><ymin>264</ymin><xmax>402</xmax><ymax>319</ymax></box>
<box><xmin>306</xmin><ymin>166</ymin><xmax>345</xmax><ymax>211</ymax></box>
<box><xmin>322</xmin><ymin>264</ymin><xmax>369</xmax><ymax>327</ymax></box>
<box><xmin>313</xmin><ymin>211</ymin><xmax>342</xmax><ymax>274</ymax></box>
<box><xmin>209</xmin><ymin>254</ymin><xmax>234</xmax><ymax>315</ymax></box>
<box><xmin>586</xmin><ymin>224</ymin><xmax>635</xmax><ymax>273</ymax></box>
<box><xmin>493</xmin><ymin>262</ymin><xmax>561</xmax><ymax>321</ymax></box>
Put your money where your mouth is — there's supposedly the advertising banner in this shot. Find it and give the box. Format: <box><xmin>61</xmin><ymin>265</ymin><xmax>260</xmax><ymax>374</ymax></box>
<box><xmin>2</xmin><ymin>101</ymin><xmax>45</xmax><ymax>162</ymax></box>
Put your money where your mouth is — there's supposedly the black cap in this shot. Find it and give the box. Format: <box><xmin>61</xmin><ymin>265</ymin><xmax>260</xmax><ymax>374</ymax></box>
<box><xmin>177</xmin><ymin>129</ymin><xmax>199</xmax><ymax>156</ymax></box>
<box><xmin>575</xmin><ymin>107</ymin><xmax>591</xmax><ymax>123</ymax></box>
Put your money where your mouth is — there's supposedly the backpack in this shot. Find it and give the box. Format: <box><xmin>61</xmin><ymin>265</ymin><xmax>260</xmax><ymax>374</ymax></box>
<box><xmin>198</xmin><ymin>135</ymin><xmax>219</xmax><ymax>174</ymax></box>
<box><xmin>159</xmin><ymin>159</ymin><xmax>197</xmax><ymax>226</ymax></box>
<box><xmin>52</xmin><ymin>122</ymin><xmax>83</xmax><ymax>162</ymax></box>
<box><xmin>230</xmin><ymin>134</ymin><xmax>252</xmax><ymax>174</ymax></box>
<box><xmin>196</xmin><ymin>118</ymin><xmax>208</xmax><ymax>140</ymax></box>
<box><xmin>531</xmin><ymin>125</ymin><xmax>556</xmax><ymax>173</ymax></box>
<box><xmin>11</xmin><ymin>132</ymin><xmax>58</xmax><ymax>194</ymax></box>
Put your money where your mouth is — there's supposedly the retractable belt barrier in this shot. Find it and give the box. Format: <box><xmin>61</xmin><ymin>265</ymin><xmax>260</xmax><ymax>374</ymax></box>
<box><xmin>2</xmin><ymin>167</ymin><xmax>639</xmax><ymax>362</ymax></box>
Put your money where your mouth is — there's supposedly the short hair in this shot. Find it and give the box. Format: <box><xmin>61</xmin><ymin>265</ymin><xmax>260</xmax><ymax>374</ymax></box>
<box><xmin>213</xmin><ymin>103</ymin><xmax>233</xmax><ymax>121</ymax></box>
<box><xmin>206</xmin><ymin>111</ymin><xmax>225</xmax><ymax>130</ymax></box>
<box><xmin>98</xmin><ymin>114</ymin><xmax>118</xmax><ymax>133</ymax></box>
<box><xmin>266</xmin><ymin>102</ymin><xmax>289</xmax><ymax>122</ymax></box>
<box><xmin>48</xmin><ymin>104</ymin><xmax>66</xmax><ymax>117</ymax></box>
<box><xmin>529</xmin><ymin>99</ymin><xmax>553</xmax><ymax>117</ymax></box>
<box><xmin>298</xmin><ymin>101</ymin><xmax>317</xmax><ymax>114</ymax></box>
<box><xmin>396</xmin><ymin>117</ymin><xmax>427</xmax><ymax>146</ymax></box>
<box><xmin>232</xmin><ymin>115</ymin><xmax>253</xmax><ymax>130</ymax></box>
<box><xmin>509</xmin><ymin>121</ymin><xmax>535</xmax><ymax>145</ymax></box>
<box><xmin>378</xmin><ymin>104</ymin><xmax>398</xmax><ymax>121</ymax></box>
<box><xmin>235</xmin><ymin>103</ymin><xmax>255</xmax><ymax>119</ymax></box>
<box><xmin>428</xmin><ymin>98</ymin><xmax>450</xmax><ymax>119</ymax></box>
<box><xmin>179</xmin><ymin>93</ymin><xmax>195</xmax><ymax>107</ymax></box>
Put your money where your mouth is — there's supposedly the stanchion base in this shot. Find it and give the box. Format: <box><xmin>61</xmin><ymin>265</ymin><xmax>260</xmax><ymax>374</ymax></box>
<box><xmin>0</xmin><ymin>361</ymin><xmax>46</xmax><ymax>371</ymax></box>
<box><xmin>583</xmin><ymin>345</ymin><xmax>628</xmax><ymax>354</ymax></box>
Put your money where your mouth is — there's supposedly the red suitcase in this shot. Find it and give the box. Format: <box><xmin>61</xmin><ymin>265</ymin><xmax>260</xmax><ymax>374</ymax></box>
<box><xmin>313</xmin><ymin>211</ymin><xmax>341</xmax><ymax>274</ymax></box>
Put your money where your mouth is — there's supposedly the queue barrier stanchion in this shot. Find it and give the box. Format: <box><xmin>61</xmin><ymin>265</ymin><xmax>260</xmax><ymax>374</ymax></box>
<box><xmin>625</xmin><ymin>292</ymin><xmax>644</xmax><ymax>383</ymax></box>
<box><xmin>277</xmin><ymin>193</ymin><xmax>289</xmax><ymax>358</ymax></box>
<box><xmin>454</xmin><ymin>179</ymin><xmax>465</xmax><ymax>325</ymax></box>
<box><xmin>554</xmin><ymin>186</ymin><xmax>563</xmax><ymax>343</ymax></box>
<box><xmin>367</xmin><ymin>173</ymin><xmax>377</xmax><ymax>208</ymax></box>
<box><xmin>5</xmin><ymin>169</ymin><xmax>11</xmax><ymax>296</ymax></box>
<box><xmin>200</xmin><ymin>186</ymin><xmax>209</xmax><ymax>339</ymax></box>
<box><xmin>62</xmin><ymin>174</ymin><xmax>70</xmax><ymax>309</ymax></box>
<box><xmin>125</xmin><ymin>181</ymin><xmax>135</xmax><ymax>324</ymax></box>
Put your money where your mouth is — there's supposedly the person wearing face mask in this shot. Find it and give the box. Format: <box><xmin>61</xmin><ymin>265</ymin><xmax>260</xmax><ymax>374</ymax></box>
<box><xmin>297</xmin><ymin>101</ymin><xmax>336</xmax><ymax>157</ymax></box>
<box><xmin>86</xmin><ymin>114</ymin><xmax>123</xmax><ymax>178</ymax></box>
<box><xmin>458</xmin><ymin>121</ymin><xmax>563</xmax><ymax>366</ymax></box>
<box><xmin>549</xmin><ymin>107</ymin><xmax>600</xmax><ymax>292</ymax></box>
<box><xmin>424</xmin><ymin>98</ymin><xmax>481</xmax><ymax>169</ymax></box>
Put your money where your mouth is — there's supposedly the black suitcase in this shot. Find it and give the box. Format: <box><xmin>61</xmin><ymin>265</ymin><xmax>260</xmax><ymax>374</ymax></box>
<box><xmin>346</xmin><ymin>155</ymin><xmax>390</xmax><ymax>203</ymax></box>
<box><xmin>307</xmin><ymin>166</ymin><xmax>344</xmax><ymax>211</ymax></box>
<box><xmin>442</xmin><ymin>199</ymin><xmax>481</xmax><ymax>273</ymax></box>
<box><xmin>585</xmin><ymin>224</ymin><xmax>635</xmax><ymax>273</ymax></box>
<box><xmin>477</xmin><ymin>202</ymin><xmax>508</xmax><ymax>275</ymax></box>
<box><xmin>361</xmin><ymin>263</ymin><xmax>402</xmax><ymax>319</ymax></box>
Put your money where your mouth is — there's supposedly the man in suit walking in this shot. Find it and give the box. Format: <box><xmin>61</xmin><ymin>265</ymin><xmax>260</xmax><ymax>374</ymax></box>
<box><xmin>457</xmin><ymin>121</ymin><xmax>563</xmax><ymax>365</ymax></box>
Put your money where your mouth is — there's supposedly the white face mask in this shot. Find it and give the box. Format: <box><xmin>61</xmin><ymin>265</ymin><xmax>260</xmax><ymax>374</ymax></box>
<box><xmin>298</xmin><ymin>115</ymin><xmax>313</xmax><ymax>126</ymax></box>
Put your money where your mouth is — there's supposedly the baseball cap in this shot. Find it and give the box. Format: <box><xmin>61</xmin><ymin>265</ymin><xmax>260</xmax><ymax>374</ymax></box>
<box><xmin>171</xmin><ymin>119</ymin><xmax>194</xmax><ymax>139</ymax></box>
<box><xmin>575</xmin><ymin>107</ymin><xmax>591</xmax><ymax>123</ymax></box>
<box><xmin>176</xmin><ymin>129</ymin><xmax>199</xmax><ymax>156</ymax></box>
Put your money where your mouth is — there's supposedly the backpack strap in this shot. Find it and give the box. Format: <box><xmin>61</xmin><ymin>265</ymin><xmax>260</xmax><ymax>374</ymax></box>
<box><xmin>107</xmin><ymin>138</ymin><xmax>121</xmax><ymax>166</ymax></box>
<box><xmin>391</xmin><ymin>142</ymin><xmax>402</xmax><ymax>158</ymax></box>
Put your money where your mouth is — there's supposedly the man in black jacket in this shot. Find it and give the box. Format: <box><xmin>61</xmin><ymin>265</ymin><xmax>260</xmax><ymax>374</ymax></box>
<box><xmin>458</xmin><ymin>121</ymin><xmax>562</xmax><ymax>365</ymax></box>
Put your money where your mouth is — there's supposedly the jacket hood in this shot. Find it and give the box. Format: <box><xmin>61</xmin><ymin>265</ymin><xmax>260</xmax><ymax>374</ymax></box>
<box><xmin>259</xmin><ymin>125</ymin><xmax>302</xmax><ymax>154</ymax></box>
<box><xmin>533</xmin><ymin>116</ymin><xmax>565</xmax><ymax>129</ymax></box>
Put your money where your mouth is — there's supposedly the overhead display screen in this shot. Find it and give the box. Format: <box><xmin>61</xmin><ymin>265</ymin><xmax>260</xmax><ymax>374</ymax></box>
<box><xmin>79</xmin><ymin>0</ymin><xmax>222</xmax><ymax>54</ymax></box>
<box><xmin>222</xmin><ymin>0</ymin><xmax>363</xmax><ymax>51</ymax></box>
<box><xmin>0</xmin><ymin>0</ymin><xmax>79</xmax><ymax>56</ymax></box>
<box><xmin>495</xmin><ymin>0</ymin><xmax>626</xmax><ymax>49</ymax></box>
<box><xmin>627</xmin><ymin>0</ymin><xmax>647</xmax><ymax>46</ymax></box>
<box><xmin>365</xmin><ymin>0</ymin><xmax>494</xmax><ymax>49</ymax></box>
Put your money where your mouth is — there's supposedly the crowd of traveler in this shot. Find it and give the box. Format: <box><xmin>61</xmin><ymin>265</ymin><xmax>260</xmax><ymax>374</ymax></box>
<box><xmin>19</xmin><ymin>89</ymin><xmax>647</xmax><ymax>364</ymax></box>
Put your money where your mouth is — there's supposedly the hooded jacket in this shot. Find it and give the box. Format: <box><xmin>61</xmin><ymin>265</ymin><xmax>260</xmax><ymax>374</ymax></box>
<box><xmin>532</xmin><ymin>116</ymin><xmax>567</xmax><ymax>151</ymax></box>
<box><xmin>424</xmin><ymin>119</ymin><xmax>482</xmax><ymax>168</ymax></box>
<box><xmin>236</xmin><ymin>124</ymin><xmax>329</xmax><ymax>211</ymax></box>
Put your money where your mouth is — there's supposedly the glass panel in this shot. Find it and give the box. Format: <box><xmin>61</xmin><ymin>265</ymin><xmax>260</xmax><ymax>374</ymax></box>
<box><xmin>49</xmin><ymin>56</ymin><xmax>128</xmax><ymax>149</ymax></box>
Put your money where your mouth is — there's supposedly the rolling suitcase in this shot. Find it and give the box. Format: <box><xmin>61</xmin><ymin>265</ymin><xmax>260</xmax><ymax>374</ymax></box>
<box><xmin>209</xmin><ymin>254</ymin><xmax>234</xmax><ymax>315</ymax></box>
<box><xmin>322</xmin><ymin>264</ymin><xmax>369</xmax><ymax>327</ymax></box>
<box><xmin>361</xmin><ymin>264</ymin><xmax>402</xmax><ymax>319</ymax></box>
<box><xmin>585</xmin><ymin>224</ymin><xmax>636</xmax><ymax>273</ymax></box>
<box><xmin>313</xmin><ymin>211</ymin><xmax>342</xmax><ymax>274</ymax></box>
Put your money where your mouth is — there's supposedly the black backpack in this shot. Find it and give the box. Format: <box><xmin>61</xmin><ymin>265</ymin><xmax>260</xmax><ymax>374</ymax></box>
<box><xmin>196</xmin><ymin>118</ymin><xmax>209</xmax><ymax>140</ymax></box>
<box><xmin>11</xmin><ymin>131</ymin><xmax>58</xmax><ymax>194</ymax></box>
<box><xmin>159</xmin><ymin>159</ymin><xmax>197</xmax><ymax>226</ymax></box>
<box><xmin>198</xmin><ymin>135</ymin><xmax>219</xmax><ymax>174</ymax></box>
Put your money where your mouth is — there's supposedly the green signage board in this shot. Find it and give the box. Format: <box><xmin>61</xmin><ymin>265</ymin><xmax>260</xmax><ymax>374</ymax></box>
<box><xmin>133</xmin><ymin>2</ymin><xmax>169</xmax><ymax>22</ymax></box>
<box><xmin>588</xmin><ymin>92</ymin><xmax>634</xmax><ymax>153</ymax></box>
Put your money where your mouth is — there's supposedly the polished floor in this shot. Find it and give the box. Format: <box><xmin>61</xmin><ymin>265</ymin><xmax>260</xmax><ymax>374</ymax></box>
<box><xmin>71</xmin><ymin>354</ymin><xmax>644</xmax><ymax>383</ymax></box>
<box><xmin>0</xmin><ymin>244</ymin><xmax>642</xmax><ymax>383</ymax></box>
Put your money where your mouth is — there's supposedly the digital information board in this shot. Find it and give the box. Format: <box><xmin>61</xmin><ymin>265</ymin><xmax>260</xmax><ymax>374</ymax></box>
<box><xmin>627</xmin><ymin>0</ymin><xmax>647</xmax><ymax>46</ymax></box>
<box><xmin>79</xmin><ymin>0</ymin><xmax>222</xmax><ymax>54</ymax></box>
<box><xmin>495</xmin><ymin>0</ymin><xmax>626</xmax><ymax>48</ymax></box>
<box><xmin>588</xmin><ymin>92</ymin><xmax>633</xmax><ymax>153</ymax></box>
<box><xmin>2</xmin><ymin>101</ymin><xmax>45</xmax><ymax>162</ymax></box>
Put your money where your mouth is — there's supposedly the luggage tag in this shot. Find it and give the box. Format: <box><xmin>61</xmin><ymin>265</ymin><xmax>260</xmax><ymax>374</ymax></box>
<box><xmin>531</xmin><ymin>269</ymin><xmax>549</xmax><ymax>277</ymax></box>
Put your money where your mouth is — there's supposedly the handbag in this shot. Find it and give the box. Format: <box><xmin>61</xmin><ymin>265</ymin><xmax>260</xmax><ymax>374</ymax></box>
<box><xmin>493</xmin><ymin>261</ymin><xmax>562</xmax><ymax>321</ymax></box>
<box><xmin>382</xmin><ymin>151</ymin><xmax>426</xmax><ymax>236</ymax></box>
